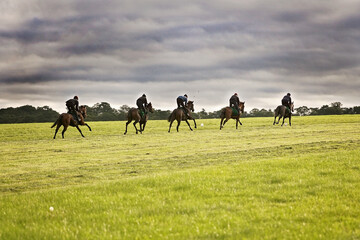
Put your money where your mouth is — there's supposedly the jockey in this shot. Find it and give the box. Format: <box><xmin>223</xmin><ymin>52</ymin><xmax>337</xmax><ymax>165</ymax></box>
<box><xmin>229</xmin><ymin>93</ymin><xmax>241</xmax><ymax>115</ymax></box>
<box><xmin>66</xmin><ymin>96</ymin><xmax>80</xmax><ymax>122</ymax></box>
<box><xmin>282</xmin><ymin>93</ymin><xmax>292</xmax><ymax>111</ymax></box>
<box><xmin>177</xmin><ymin>94</ymin><xmax>190</xmax><ymax>117</ymax></box>
<box><xmin>136</xmin><ymin>94</ymin><xmax>148</xmax><ymax>117</ymax></box>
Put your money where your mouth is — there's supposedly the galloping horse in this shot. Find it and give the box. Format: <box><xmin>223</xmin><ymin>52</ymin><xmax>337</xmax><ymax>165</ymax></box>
<box><xmin>51</xmin><ymin>105</ymin><xmax>91</xmax><ymax>139</ymax></box>
<box><xmin>168</xmin><ymin>101</ymin><xmax>196</xmax><ymax>132</ymax></box>
<box><xmin>219</xmin><ymin>101</ymin><xmax>245</xmax><ymax>130</ymax></box>
<box><xmin>124</xmin><ymin>102</ymin><xmax>154</xmax><ymax>135</ymax></box>
<box><xmin>273</xmin><ymin>102</ymin><xmax>294</xmax><ymax>126</ymax></box>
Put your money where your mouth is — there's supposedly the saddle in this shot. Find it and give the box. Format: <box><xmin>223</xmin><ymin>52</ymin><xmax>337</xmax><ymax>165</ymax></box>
<box><xmin>180</xmin><ymin>107</ymin><xmax>191</xmax><ymax>118</ymax></box>
<box><xmin>68</xmin><ymin>110</ymin><xmax>80</xmax><ymax>123</ymax></box>
<box><xmin>231</xmin><ymin>107</ymin><xmax>239</xmax><ymax>116</ymax></box>
<box><xmin>285</xmin><ymin>106</ymin><xmax>291</xmax><ymax>114</ymax></box>
<box><xmin>138</xmin><ymin>109</ymin><xmax>146</xmax><ymax>119</ymax></box>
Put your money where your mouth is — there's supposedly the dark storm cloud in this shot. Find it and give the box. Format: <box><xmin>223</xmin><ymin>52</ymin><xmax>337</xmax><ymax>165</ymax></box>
<box><xmin>1</xmin><ymin>0</ymin><xmax>360</xmax><ymax>111</ymax></box>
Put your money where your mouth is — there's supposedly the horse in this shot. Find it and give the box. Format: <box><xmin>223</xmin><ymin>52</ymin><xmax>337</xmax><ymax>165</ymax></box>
<box><xmin>124</xmin><ymin>102</ymin><xmax>154</xmax><ymax>135</ymax></box>
<box><xmin>51</xmin><ymin>105</ymin><xmax>91</xmax><ymax>139</ymax></box>
<box><xmin>273</xmin><ymin>102</ymin><xmax>294</xmax><ymax>126</ymax></box>
<box><xmin>219</xmin><ymin>101</ymin><xmax>245</xmax><ymax>130</ymax></box>
<box><xmin>168</xmin><ymin>101</ymin><xmax>197</xmax><ymax>132</ymax></box>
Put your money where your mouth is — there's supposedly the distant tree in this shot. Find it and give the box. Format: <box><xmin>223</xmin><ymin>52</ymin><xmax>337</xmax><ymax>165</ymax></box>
<box><xmin>151</xmin><ymin>109</ymin><xmax>171</xmax><ymax>120</ymax></box>
<box><xmin>310</xmin><ymin>107</ymin><xmax>319</xmax><ymax>115</ymax></box>
<box><xmin>118</xmin><ymin>105</ymin><xmax>131</xmax><ymax>120</ymax></box>
<box><xmin>295</xmin><ymin>106</ymin><xmax>310</xmax><ymax>116</ymax></box>
<box><xmin>0</xmin><ymin>105</ymin><xmax>59</xmax><ymax>123</ymax></box>
<box><xmin>86</xmin><ymin>102</ymin><xmax>120</xmax><ymax>121</ymax></box>
<box><xmin>248</xmin><ymin>108</ymin><xmax>273</xmax><ymax>117</ymax></box>
<box><xmin>354</xmin><ymin>106</ymin><xmax>360</xmax><ymax>114</ymax></box>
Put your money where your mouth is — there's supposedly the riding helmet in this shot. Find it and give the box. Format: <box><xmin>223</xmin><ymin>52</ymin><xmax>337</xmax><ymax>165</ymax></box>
<box><xmin>184</xmin><ymin>94</ymin><xmax>188</xmax><ymax>98</ymax></box>
<box><xmin>287</xmin><ymin>93</ymin><xmax>291</xmax><ymax>96</ymax></box>
<box><xmin>142</xmin><ymin>94</ymin><xmax>146</xmax><ymax>97</ymax></box>
<box><xmin>74</xmin><ymin>96</ymin><xmax>79</xmax><ymax>100</ymax></box>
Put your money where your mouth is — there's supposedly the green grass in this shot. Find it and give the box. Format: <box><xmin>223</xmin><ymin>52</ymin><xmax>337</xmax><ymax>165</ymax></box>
<box><xmin>0</xmin><ymin>115</ymin><xmax>359</xmax><ymax>239</ymax></box>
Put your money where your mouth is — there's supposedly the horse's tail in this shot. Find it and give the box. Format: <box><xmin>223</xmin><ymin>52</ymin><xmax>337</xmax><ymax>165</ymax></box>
<box><xmin>219</xmin><ymin>108</ymin><xmax>226</xmax><ymax>118</ymax></box>
<box><xmin>168</xmin><ymin>111</ymin><xmax>173</xmax><ymax>122</ymax></box>
<box><xmin>274</xmin><ymin>106</ymin><xmax>282</xmax><ymax>116</ymax></box>
<box><xmin>51</xmin><ymin>116</ymin><xmax>60</xmax><ymax>128</ymax></box>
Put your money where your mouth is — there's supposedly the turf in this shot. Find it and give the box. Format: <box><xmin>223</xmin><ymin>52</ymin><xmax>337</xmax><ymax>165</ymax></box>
<box><xmin>0</xmin><ymin>115</ymin><xmax>359</xmax><ymax>239</ymax></box>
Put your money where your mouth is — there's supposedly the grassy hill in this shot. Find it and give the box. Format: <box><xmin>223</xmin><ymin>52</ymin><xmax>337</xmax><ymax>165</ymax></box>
<box><xmin>1</xmin><ymin>115</ymin><xmax>359</xmax><ymax>239</ymax></box>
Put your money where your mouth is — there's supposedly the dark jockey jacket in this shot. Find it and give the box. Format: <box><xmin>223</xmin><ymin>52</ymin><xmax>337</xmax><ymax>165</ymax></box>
<box><xmin>66</xmin><ymin>98</ymin><xmax>79</xmax><ymax>112</ymax></box>
<box><xmin>229</xmin><ymin>95</ymin><xmax>240</xmax><ymax>107</ymax></box>
<box><xmin>229</xmin><ymin>95</ymin><xmax>240</xmax><ymax>115</ymax></box>
<box><xmin>282</xmin><ymin>95</ymin><xmax>292</xmax><ymax>108</ymax></box>
<box><xmin>136</xmin><ymin>96</ymin><xmax>148</xmax><ymax>112</ymax></box>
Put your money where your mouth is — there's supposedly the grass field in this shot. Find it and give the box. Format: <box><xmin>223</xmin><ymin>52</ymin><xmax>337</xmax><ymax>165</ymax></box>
<box><xmin>0</xmin><ymin>115</ymin><xmax>359</xmax><ymax>239</ymax></box>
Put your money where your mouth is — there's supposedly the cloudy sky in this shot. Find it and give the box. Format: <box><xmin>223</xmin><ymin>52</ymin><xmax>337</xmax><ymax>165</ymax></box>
<box><xmin>0</xmin><ymin>0</ymin><xmax>359</xmax><ymax>113</ymax></box>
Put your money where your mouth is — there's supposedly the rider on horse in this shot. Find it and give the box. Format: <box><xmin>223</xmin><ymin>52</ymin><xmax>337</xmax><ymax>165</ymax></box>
<box><xmin>177</xmin><ymin>94</ymin><xmax>190</xmax><ymax>118</ymax></box>
<box><xmin>66</xmin><ymin>96</ymin><xmax>80</xmax><ymax>122</ymax></box>
<box><xmin>282</xmin><ymin>93</ymin><xmax>292</xmax><ymax>113</ymax></box>
<box><xmin>136</xmin><ymin>94</ymin><xmax>148</xmax><ymax>118</ymax></box>
<box><xmin>229</xmin><ymin>93</ymin><xmax>241</xmax><ymax>116</ymax></box>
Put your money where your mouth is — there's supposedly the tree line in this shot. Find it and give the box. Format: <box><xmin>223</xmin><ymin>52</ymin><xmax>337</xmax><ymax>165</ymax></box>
<box><xmin>0</xmin><ymin>101</ymin><xmax>359</xmax><ymax>123</ymax></box>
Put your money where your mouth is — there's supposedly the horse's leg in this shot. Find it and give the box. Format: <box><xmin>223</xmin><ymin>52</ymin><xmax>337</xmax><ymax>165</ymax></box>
<box><xmin>238</xmin><ymin>116</ymin><xmax>242</xmax><ymax>125</ymax></box>
<box><xmin>84</xmin><ymin>123</ymin><xmax>92</xmax><ymax>131</ymax></box>
<box><xmin>277</xmin><ymin>115</ymin><xmax>282</xmax><ymax>124</ymax></box>
<box><xmin>133</xmin><ymin>120</ymin><xmax>140</xmax><ymax>134</ymax></box>
<box><xmin>124</xmin><ymin>120</ymin><xmax>131</xmax><ymax>135</ymax></box>
<box><xmin>176</xmin><ymin>119</ymin><xmax>181</xmax><ymax>132</ymax></box>
<box><xmin>273</xmin><ymin>115</ymin><xmax>277</xmax><ymax>125</ymax></box>
<box><xmin>61</xmin><ymin>125</ymin><xmax>68</xmax><ymax>138</ymax></box>
<box><xmin>185</xmin><ymin>119</ymin><xmax>193</xmax><ymax>131</ymax></box>
<box><xmin>192</xmin><ymin>119</ymin><xmax>197</xmax><ymax>129</ymax></box>
<box><xmin>223</xmin><ymin>117</ymin><xmax>229</xmax><ymax>127</ymax></box>
<box><xmin>236</xmin><ymin>117</ymin><xmax>239</xmax><ymax>129</ymax></box>
<box><xmin>168</xmin><ymin>119</ymin><xmax>174</xmax><ymax>133</ymax></box>
<box><xmin>142</xmin><ymin>121</ymin><xmax>147</xmax><ymax>131</ymax></box>
<box><xmin>281</xmin><ymin>117</ymin><xmax>285</xmax><ymax>126</ymax></box>
<box><xmin>75</xmin><ymin>125</ymin><xmax>85</xmax><ymax>137</ymax></box>
<box><xmin>220</xmin><ymin>118</ymin><xmax>224</xmax><ymax>129</ymax></box>
<box><xmin>53</xmin><ymin>123</ymin><xmax>61</xmax><ymax>139</ymax></box>
<box><xmin>289</xmin><ymin>115</ymin><xmax>292</xmax><ymax>126</ymax></box>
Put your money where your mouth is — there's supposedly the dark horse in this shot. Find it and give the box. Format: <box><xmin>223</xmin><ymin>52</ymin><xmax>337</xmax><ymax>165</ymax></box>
<box><xmin>168</xmin><ymin>101</ymin><xmax>196</xmax><ymax>132</ymax></box>
<box><xmin>220</xmin><ymin>102</ymin><xmax>245</xmax><ymax>130</ymax></box>
<box><xmin>124</xmin><ymin>102</ymin><xmax>154</xmax><ymax>135</ymax></box>
<box><xmin>51</xmin><ymin>105</ymin><xmax>91</xmax><ymax>139</ymax></box>
<box><xmin>273</xmin><ymin>102</ymin><xmax>294</xmax><ymax>126</ymax></box>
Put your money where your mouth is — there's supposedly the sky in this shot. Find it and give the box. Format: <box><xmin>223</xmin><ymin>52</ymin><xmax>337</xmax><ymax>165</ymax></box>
<box><xmin>0</xmin><ymin>0</ymin><xmax>359</xmax><ymax>113</ymax></box>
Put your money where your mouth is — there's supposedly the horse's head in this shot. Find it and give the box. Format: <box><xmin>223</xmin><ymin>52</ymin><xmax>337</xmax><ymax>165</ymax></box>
<box><xmin>239</xmin><ymin>101</ymin><xmax>245</xmax><ymax>114</ymax></box>
<box><xmin>79</xmin><ymin>105</ymin><xmax>87</xmax><ymax>118</ymax></box>
<box><xmin>187</xmin><ymin>101</ymin><xmax>195</xmax><ymax>112</ymax></box>
<box><xmin>290</xmin><ymin>102</ymin><xmax>294</xmax><ymax>112</ymax></box>
<box><xmin>146</xmin><ymin>102</ymin><xmax>154</xmax><ymax>113</ymax></box>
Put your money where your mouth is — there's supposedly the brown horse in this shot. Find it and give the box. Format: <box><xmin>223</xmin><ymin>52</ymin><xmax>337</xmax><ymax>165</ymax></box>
<box><xmin>219</xmin><ymin>101</ymin><xmax>245</xmax><ymax>130</ymax></box>
<box><xmin>124</xmin><ymin>102</ymin><xmax>154</xmax><ymax>135</ymax></box>
<box><xmin>273</xmin><ymin>102</ymin><xmax>294</xmax><ymax>126</ymax></box>
<box><xmin>51</xmin><ymin>105</ymin><xmax>91</xmax><ymax>139</ymax></box>
<box><xmin>168</xmin><ymin>101</ymin><xmax>196</xmax><ymax>132</ymax></box>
